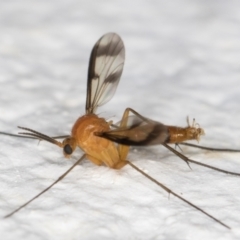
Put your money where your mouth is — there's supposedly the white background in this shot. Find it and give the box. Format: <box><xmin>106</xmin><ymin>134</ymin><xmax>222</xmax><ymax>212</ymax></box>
<box><xmin>1</xmin><ymin>0</ymin><xmax>240</xmax><ymax>239</ymax></box>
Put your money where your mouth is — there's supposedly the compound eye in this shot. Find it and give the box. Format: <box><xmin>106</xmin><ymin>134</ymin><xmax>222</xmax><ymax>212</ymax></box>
<box><xmin>64</xmin><ymin>144</ymin><xmax>73</xmax><ymax>155</ymax></box>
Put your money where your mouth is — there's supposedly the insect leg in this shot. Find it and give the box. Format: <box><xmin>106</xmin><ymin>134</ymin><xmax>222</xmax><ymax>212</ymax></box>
<box><xmin>179</xmin><ymin>142</ymin><xmax>240</xmax><ymax>152</ymax></box>
<box><xmin>117</xmin><ymin>108</ymin><xmax>132</xmax><ymax>161</ymax></box>
<box><xmin>111</xmin><ymin>108</ymin><xmax>145</xmax><ymax>169</ymax></box>
<box><xmin>4</xmin><ymin>154</ymin><xmax>86</xmax><ymax>218</ymax></box>
<box><xmin>127</xmin><ymin>160</ymin><xmax>230</xmax><ymax>229</ymax></box>
<box><xmin>163</xmin><ymin>143</ymin><xmax>240</xmax><ymax>176</ymax></box>
<box><xmin>86</xmin><ymin>154</ymin><xmax>103</xmax><ymax>166</ymax></box>
<box><xmin>115</xmin><ymin>107</ymin><xmax>154</xmax><ymax>165</ymax></box>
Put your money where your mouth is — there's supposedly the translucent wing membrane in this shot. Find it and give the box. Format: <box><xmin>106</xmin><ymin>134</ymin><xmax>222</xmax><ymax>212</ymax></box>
<box><xmin>86</xmin><ymin>33</ymin><xmax>125</xmax><ymax>114</ymax></box>
<box><xmin>2</xmin><ymin>33</ymin><xmax>240</xmax><ymax>230</ymax></box>
<box><xmin>96</xmin><ymin>115</ymin><xmax>170</xmax><ymax>145</ymax></box>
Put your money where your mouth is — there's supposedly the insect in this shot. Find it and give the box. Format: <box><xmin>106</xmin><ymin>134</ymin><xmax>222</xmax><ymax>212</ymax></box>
<box><xmin>2</xmin><ymin>33</ymin><xmax>240</xmax><ymax>229</ymax></box>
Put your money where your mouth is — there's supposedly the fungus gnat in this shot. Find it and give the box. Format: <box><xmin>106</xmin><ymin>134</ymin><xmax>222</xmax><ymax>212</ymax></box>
<box><xmin>2</xmin><ymin>33</ymin><xmax>240</xmax><ymax>229</ymax></box>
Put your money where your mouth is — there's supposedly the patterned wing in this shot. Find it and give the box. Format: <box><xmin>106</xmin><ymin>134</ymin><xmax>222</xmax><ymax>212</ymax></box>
<box><xmin>86</xmin><ymin>33</ymin><xmax>125</xmax><ymax>114</ymax></box>
<box><xmin>96</xmin><ymin>115</ymin><xmax>170</xmax><ymax>146</ymax></box>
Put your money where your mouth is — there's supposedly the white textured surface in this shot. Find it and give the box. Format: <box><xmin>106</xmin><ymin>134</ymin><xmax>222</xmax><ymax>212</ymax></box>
<box><xmin>1</xmin><ymin>1</ymin><xmax>240</xmax><ymax>239</ymax></box>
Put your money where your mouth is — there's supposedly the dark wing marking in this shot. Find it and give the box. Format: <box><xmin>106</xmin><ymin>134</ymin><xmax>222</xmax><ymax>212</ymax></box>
<box><xmin>96</xmin><ymin>115</ymin><xmax>170</xmax><ymax>146</ymax></box>
<box><xmin>86</xmin><ymin>33</ymin><xmax>125</xmax><ymax>114</ymax></box>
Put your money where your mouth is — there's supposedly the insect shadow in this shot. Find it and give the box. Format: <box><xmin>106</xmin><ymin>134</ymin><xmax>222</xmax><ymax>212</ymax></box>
<box><xmin>1</xmin><ymin>33</ymin><xmax>240</xmax><ymax>229</ymax></box>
